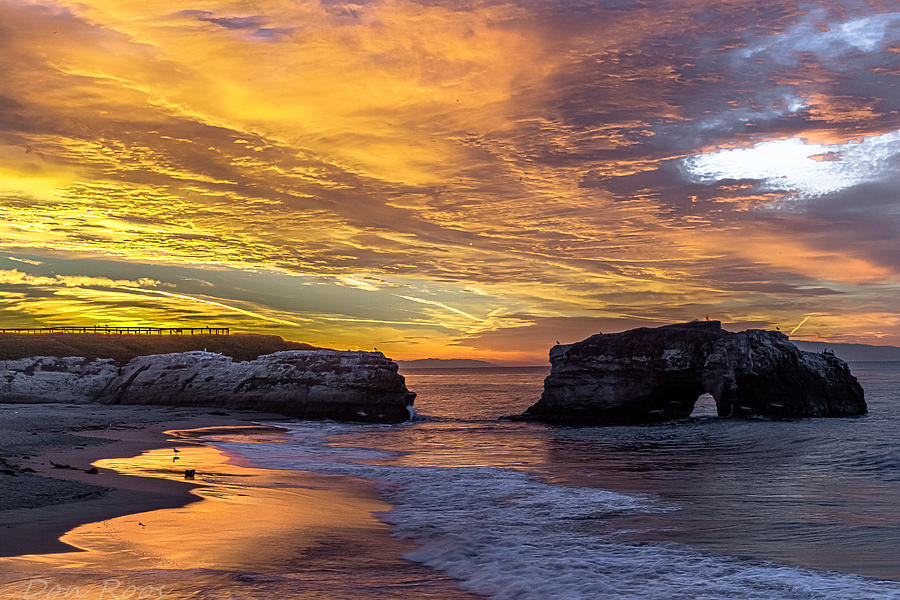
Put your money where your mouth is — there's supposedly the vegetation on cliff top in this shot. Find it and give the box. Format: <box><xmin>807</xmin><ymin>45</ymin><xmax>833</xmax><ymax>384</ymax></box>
<box><xmin>0</xmin><ymin>333</ymin><xmax>318</xmax><ymax>363</ymax></box>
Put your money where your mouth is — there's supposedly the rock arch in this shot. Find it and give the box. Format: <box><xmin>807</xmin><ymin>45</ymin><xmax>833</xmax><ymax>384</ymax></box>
<box><xmin>516</xmin><ymin>321</ymin><xmax>866</xmax><ymax>426</ymax></box>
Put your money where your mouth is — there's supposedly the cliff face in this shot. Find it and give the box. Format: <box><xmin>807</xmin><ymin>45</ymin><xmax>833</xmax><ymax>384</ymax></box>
<box><xmin>0</xmin><ymin>357</ymin><xmax>119</xmax><ymax>404</ymax></box>
<box><xmin>0</xmin><ymin>350</ymin><xmax>415</xmax><ymax>423</ymax></box>
<box><xmin>517</xmin><ymin>321</ymin><xmax>866</xmax><ymax>425</ymax></box>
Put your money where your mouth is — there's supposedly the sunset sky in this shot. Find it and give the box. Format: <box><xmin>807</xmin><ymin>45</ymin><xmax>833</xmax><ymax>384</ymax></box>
<box><xmin>0</xmin><ymin>0</ymin><xmax>897</xmax><ymax>363</ymax></box>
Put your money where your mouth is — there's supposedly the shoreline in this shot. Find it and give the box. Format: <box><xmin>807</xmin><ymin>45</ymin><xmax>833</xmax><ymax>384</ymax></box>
<box><xmin>0</xmin><ymin>403</ymin><xmax>484</xmax><ymax>599</ymax></box>
<box><xmin>0</xmin><ymin>404</ymin><xmax>289</xmax><ymax>557</ymax></box>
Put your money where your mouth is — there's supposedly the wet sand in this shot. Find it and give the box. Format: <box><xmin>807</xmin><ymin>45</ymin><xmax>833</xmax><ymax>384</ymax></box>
<box><xmin>0</xmin><ymin>404</ymin><xmax>286</xmax><ymax>557</ymax></box>
<box><xmin>0</xmin><ymin>405</ymin><xmax>482</xmax><ymax>599</ymax></box>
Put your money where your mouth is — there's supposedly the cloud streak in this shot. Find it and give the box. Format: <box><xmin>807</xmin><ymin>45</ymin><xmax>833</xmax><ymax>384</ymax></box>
<box><xmin>126</xmin><ymin>288</ymin><xmax>311</xmax><ymax>328</ymax></box>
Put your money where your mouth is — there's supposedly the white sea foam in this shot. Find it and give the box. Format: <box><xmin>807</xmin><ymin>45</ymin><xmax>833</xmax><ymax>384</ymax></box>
<box><xmin>215</xmin><ymin>422</ymin><xmax>900</xmax><ymax>600</ymax></box>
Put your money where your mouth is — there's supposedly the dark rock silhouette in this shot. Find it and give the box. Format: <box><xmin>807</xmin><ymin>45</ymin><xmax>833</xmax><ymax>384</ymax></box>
<box><xmin>516</xmin><ymin>321</ymin><xmax>866</xmax><ymax>425</ymax></box>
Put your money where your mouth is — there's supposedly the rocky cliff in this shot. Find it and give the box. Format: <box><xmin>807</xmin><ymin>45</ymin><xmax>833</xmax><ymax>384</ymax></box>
<box><xmin>0</xmin><ymin>356</ymin><xmax>119</xmax><ymax>404</ymax></box>
<box><xmin>0</xmin><ymin>350</ymin><xmax>415</xmax><ymax>423</ymax></box>
<box><xmin>517</xmin><ymin>321</ymin><xmax>866</xmax><ymax>425</ymax></box>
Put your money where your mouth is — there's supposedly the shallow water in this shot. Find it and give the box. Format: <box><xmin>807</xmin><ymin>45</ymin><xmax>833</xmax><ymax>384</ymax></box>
<box><xmin>0</xmin><ymin>431</ymin><xmax>481</xmax><ymax>600</ymax></box>
<box><xmin>215</xmin><ymin>362</ymin><xmax>900</xmax><ymax>599</ymax></box>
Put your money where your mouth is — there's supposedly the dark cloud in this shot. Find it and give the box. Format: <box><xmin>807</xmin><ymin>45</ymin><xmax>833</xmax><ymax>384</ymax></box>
<box><xmin>179</xmin><ymin>10</ymin><xmax>266</xmax><ymax>30</ymax></box>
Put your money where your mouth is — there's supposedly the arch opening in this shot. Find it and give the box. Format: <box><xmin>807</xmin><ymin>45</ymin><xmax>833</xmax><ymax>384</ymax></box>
<box><xmin>690</xmin><ymin>392</ymin><xmax>719</xmax><ymax>417</ymax></box>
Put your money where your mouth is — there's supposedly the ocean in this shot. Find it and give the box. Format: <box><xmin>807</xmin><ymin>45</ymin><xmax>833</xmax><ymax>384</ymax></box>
<box><xmin>214</xmin><ymin>363</ymin><xmax>900</xmax><ymax>599</ymax></box>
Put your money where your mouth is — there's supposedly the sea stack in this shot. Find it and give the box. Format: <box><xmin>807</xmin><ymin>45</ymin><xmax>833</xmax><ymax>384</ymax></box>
<box><xmin>0</xmin><ymin>350</ymin><xmax>415</xmax><ymax>424</ymax></box>
<box><xmin>517</xmin><ymin>321</ymin><xmax>866</xmax><ymax>425</ymax></box>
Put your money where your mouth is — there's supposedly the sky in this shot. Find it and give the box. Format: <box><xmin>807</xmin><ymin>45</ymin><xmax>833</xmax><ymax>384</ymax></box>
<box><xmin>0</xmin><ymin>0</ymin><xmax>897</xmax><ymax>364</ymax></box>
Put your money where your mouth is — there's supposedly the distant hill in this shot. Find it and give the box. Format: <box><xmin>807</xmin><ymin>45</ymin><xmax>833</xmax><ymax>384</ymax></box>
<box><xmin>396</xmin><ymin>358</ymin><xmax>496</xmax><ymax>369</ymax></box>
<box><xmin>0</xmin><ymin>333</ymin><xmax>319</xmax><ymax>363</ymax></box>
<box><xmin>792</xmin><ymin>340</ymin><xmax>900</xmax><ymax>362</ymax></box>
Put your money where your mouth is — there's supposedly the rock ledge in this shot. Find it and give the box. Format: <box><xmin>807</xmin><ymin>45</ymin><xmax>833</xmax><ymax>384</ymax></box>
<box><xmin>1</xmin><ymin>350</ymin><xmax>415</xmax><ymax>423</ymax></box>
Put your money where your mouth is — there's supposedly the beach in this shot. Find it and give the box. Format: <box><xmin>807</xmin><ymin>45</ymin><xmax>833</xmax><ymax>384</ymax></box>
<box><xmin>0</xmin><ymin>404</ymin><xmax>481</xmax><ymax>599</ymax></box>
<box><xmin>0</xmin><ymin>404</ymin><xmax>276</xmax><ymax>557</ymax></box>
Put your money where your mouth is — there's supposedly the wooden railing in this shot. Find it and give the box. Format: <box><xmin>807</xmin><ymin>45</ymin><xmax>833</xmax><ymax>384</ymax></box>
<box><xmin>0</xmin><ymin>327</ymin><xmax>230</xmax><ymax>335</ymax></box>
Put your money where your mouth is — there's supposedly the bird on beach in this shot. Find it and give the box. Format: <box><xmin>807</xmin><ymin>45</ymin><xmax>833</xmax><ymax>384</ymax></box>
<box><xmin>556</xmin><ymin>340</ymin><xmax>560</xmax><ymax>345</ymax></box>
<box><xmin>138</xmin><ymin>522</ymin><xmax>145</xmax><ymax>527</ymax></box>
<box><xmin>173</xmin><ymin>448</ymin><xmax>180</xmax><ymax>453</ymax></box>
